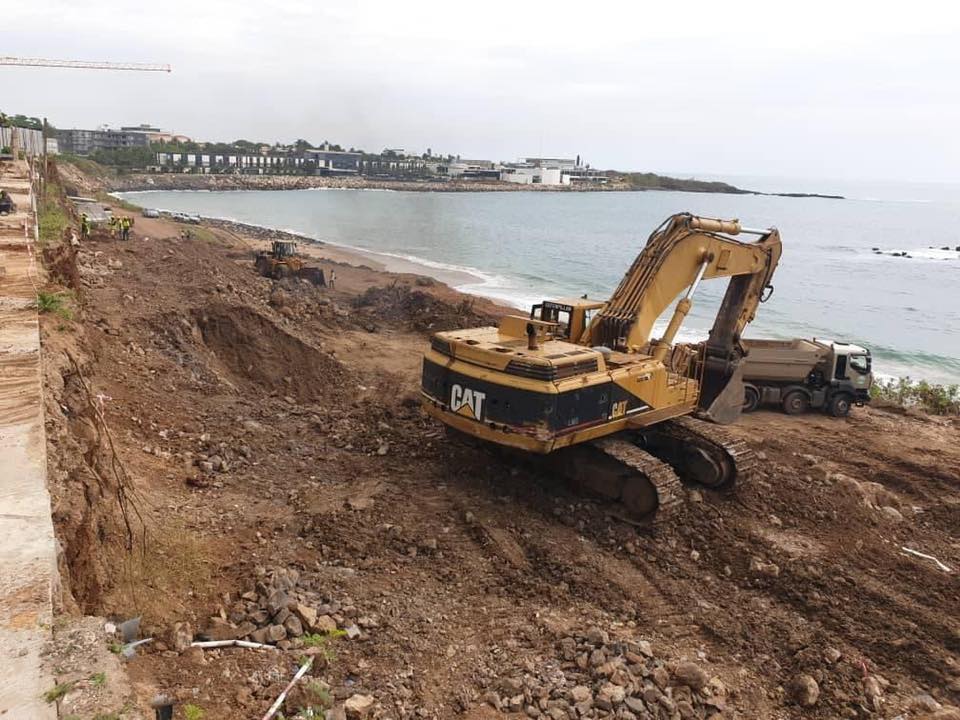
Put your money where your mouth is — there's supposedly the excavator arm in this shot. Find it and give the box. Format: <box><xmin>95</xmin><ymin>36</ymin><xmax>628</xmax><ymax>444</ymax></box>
<box><xmin>582</xmin><ymin>213</ymin><xmax>782</xmax><ymax>422</ymax></box>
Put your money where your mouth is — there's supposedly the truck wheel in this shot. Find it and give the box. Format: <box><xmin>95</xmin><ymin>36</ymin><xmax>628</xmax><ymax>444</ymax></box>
<box><xmin>743</xmin><ymin>385</ymin><xmax>761</xmax><ymax>413</ymax></box>
<box><xmin>828</xmin><ymin>394</ymin><xmax>852</xmax><ymax>417</ymax></box>
<box><xmin>782</xmin><ymin>390</ymin><xmax>809</xmax><ymax>415</ymax></box>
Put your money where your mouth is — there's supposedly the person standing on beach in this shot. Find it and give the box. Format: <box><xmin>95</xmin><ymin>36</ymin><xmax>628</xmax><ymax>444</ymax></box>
<box><xmin>329</xmin><ymin>269</ymin><xmax>336</xmax><ymax>289</ymax></box>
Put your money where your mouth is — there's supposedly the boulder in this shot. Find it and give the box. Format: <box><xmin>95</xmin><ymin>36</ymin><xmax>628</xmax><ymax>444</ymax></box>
<box><xmin>266</xmin><ymin>590</ymin><xmax>288</xmax><ymax>615</ymax></box>
<box><xmin>265</xmin><ymin>624</ymin><xmax>287</xmax><ymax>643</ymax></box>
<box><xmin>169</xmin><ymin>622</ymin><xmax>192</xmax><ymax>652</ymax></box>
<box><xmin>673</xmin><ymin>661</ymin><xmax>709</xmax><ymax>691</ymax></box>
<box><xmin>295</xmin><ymin>604</ymin><xmax>318</xmax><ymax>630</ymax></box>
<box><xmin>344</xmin><ymin>694</ymin><xmax>375</xmax><ymax>720</ymax></box>
<box><xmin>284</xmin><ymin>615</ymin><xmax>304</xmax><ymax>637</ymax></box>
<box><xmin>749</xmin><ymin>556</ymin><xmax>781</xmax><ymax>578</ymax></box>
<box><xmin>314</xmin><ymin>615</ymin><xmax>338</xmax><ymax>633</ymax></box>
<box><xmin>789</xmin><ymin>674</ymin><xmax>820</xmax><ymax>707</ymax></box>
<box><xmin>569</xmin><ymin>686</ymin><xmax>592</xmax><ymax>704</ymax></box>
<box><xmin>598</xmin><ymin>682</ymin><xmax>625</xmax><ymax>705</ymax></box>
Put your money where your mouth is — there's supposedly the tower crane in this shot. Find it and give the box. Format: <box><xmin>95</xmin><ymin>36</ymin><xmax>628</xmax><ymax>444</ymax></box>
<box><xmin>0</xmin><ymin>56</ymin><xmax>171</xmax><ymax>72</ymax></box>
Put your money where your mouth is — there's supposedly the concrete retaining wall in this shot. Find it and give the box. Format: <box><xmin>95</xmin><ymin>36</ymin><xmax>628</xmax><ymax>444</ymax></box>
<box><xmin>0</xmin><ymin>158</ymin><xmax>57</xmax><ymax>718</ymax></box>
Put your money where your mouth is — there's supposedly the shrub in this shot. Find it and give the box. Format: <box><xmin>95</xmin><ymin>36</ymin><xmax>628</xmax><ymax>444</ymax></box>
<box><xmin>870</xmin><ymin>377</ymin><xmax>960</xmax><ymax>415</ymax></box>
<box><xmin>43</xmin><ymin>680</ymin><xmax>76</xmax><ymax>703</ymax></box>
<box><xmin>35</xmin><ymin>291</ymin><xmax>73</xmax><ymax>319</ymax></box>
<box><xmin>38</xmin><ymin>184</ymin><xmax>69</xmax><ymax>244</ymax></box>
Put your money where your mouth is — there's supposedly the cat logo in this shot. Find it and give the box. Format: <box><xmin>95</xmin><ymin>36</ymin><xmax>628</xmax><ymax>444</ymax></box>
<box><xmin>450</xmin><ymin>384</ymin><xmax>486</xmax><ymax>421</ymax></box>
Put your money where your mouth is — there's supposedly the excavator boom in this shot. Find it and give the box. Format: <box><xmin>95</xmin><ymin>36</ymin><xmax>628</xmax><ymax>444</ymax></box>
<box><xmin>584</xmin><ymin>214</ymin><xmax>781</xmax><ymax>352</ymax></box>
<box><xmin>584</xmin><ymin>213</ymin><xmax>781</xmax><ymax>422</ymax></box>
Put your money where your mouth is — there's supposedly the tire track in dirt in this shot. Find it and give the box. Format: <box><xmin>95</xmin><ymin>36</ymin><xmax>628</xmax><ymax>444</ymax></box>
<box><xmin>672</xmin><ymin>495</ymin><xmax>960</xmax><ymax>701</ymax></box>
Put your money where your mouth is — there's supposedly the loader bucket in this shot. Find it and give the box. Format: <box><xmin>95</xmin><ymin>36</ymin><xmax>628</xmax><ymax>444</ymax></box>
<box><xmin>297</xmin><ymin>267</ymin><xmax>326</xmax><ymax>286</ymax></box>
<box><xmin>697</xmin><ymin>359</ymin><xmax>745</xmax><ymax>425</ymax></box>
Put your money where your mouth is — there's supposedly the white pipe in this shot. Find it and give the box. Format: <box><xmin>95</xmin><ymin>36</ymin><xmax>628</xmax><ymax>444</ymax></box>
<box><xmin>737</xmin><ymin>226</ymin><xmax>770</xmax><ymax>235</ymax></box>
<box><xmin>191</xmin><ymin>639</ymin><xmax>277</xmax><ymax>650</ymax></box>
<box><xmin>261</xmin><ymin>658</ymin><xmax>314</xmax><ymax>720</ymax></box>
<box><xmin>901</xmin><ymin>546</ymin><xmax>953</xmax><ymax>573</ymax></box>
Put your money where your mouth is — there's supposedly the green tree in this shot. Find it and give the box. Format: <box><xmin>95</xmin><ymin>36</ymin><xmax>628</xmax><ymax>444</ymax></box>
<box><xmin>90</xmin><ymin>146</ymin><xmax>155</xmax><ymax>169</ymax></box>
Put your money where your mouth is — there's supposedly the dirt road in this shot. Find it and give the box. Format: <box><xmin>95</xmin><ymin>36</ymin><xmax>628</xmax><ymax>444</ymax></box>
<box><xmin>39</xmin><ymin>202</ymin><xmax>960</xmax><ymax>719</ymax></box>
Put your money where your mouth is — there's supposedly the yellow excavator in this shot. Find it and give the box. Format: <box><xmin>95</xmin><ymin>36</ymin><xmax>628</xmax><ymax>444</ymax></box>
<box><xmin>420</xmin><ymin>213</ymin><xmax>782</xmax><ymax>521</ymax></box>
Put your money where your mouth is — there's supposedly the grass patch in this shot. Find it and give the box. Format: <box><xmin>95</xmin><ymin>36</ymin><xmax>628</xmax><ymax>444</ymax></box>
<box><xmin>183</xmin><ymin>704</ymin><xmax>205</xmax><ymax>720</ymax></box>
<box><xmin>97</xmin><ymin>190</ymin><xmax>140</xmax><ymax>212</ymax></box>
<box><xmin>302</xmin><ymin>680</ymin><xmax>333</xmax><ymax>710</ymax></box>
<box><xmin>871</xmin><ymin>377</ymin><xmax>960</xmax><ymax>415</ymax></box>
<box><xmin>38</xmin><ymin>179</ymin><xmax>70</xmax><ymax>245</ymax></box>
<box><xmin>60</xmin><ymin>154</ymin><xmax>116</xmax><ymax>180</ymax></box>
<box><xmin>177</xmin><ymin>224</ymin><xmax>220</xmax><ymax>245</ymax></box>
<box><xmin>43</xmin><ymin>680</ymin><xmax>76</xmax><ymax>703</ymax></box>
<box><xmin>36</xmin><ymin>290</ymin><xmax>73</xmax><ymax>319</ymax></box>
<box><xmin>301</xmin><ymin>629</ymin><xmax>346</xmax><ymax>662</ymax></box>
<box><xmin>118</xmin><ymin>527</ymin><xmax>215</xmax><ymax>625</ymax></box>
<box><xmin>90</xmin><ymin>671</ymin><xmax>107</xmax><ymax>687</ymax></box>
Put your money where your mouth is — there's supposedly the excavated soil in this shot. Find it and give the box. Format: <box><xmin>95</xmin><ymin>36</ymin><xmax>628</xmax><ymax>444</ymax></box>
<box><xmin>39</xmin><ymin>209</ymin><xmax>960</xmax><ymax>720</ymax></box>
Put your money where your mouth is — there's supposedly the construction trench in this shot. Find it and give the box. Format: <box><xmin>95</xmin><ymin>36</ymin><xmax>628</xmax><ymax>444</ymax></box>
<box><xmin>6</xmin><ymin>160</ymin><xmax>960</xmax><ymax>719</ymax></box>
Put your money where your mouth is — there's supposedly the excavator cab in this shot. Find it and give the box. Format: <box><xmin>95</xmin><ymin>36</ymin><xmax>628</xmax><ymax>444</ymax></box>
<box><xmin>530</xmin><ymin>298</ymin><xmax>604</xmax><ymax>341</ymax></box>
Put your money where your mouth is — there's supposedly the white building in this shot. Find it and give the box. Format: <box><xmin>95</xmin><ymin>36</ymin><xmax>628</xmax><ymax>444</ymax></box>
<box><xmin>500</xmin><ymin>165</ymin><xmax>567</xmax><ymax>185</ymax></box>
<box><xmin>447</xmin><ymin>160</ymin><xmax>500</xmax><ymax>180</ymax></box>
<box><xmin>501</xmin><ymin>156</ymin><xmax>606</xmax><ymax>186</ymax></box>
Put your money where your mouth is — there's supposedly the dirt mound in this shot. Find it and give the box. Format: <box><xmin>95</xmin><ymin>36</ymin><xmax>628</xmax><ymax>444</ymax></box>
<box><xmin>355</xmin><ymin>283</ymin><xmax>496</xmax><ymax>332</ymax></box>
<box><xmin>191</xmin><ymin>303</ymin><xmax>347</xmax><ymax>401</ymax></box>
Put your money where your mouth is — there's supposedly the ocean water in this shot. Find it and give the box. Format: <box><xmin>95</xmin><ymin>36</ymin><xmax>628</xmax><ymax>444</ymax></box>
<box><xmin>117</xmin><ymin>183</ymin><xmax>960</xmax><ymax>384</ymax></box>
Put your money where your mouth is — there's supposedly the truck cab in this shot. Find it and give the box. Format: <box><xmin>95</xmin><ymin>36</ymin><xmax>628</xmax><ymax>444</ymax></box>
<box><xmin>829</xmin><ymin>342</ymin><xmax>873</xmax><ymax>395</ymax></box>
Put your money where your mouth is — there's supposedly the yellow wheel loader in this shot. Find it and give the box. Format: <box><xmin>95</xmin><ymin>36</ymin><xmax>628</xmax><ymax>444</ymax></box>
<box><xmin>420</xmin><ymin>213</ymin><xmax>782</xmax><ymax>521</ymax></box>
<box><xmin>255</xmin><ymin>241</ymin><xmax>326</xmax><ymax>285</ymax></box>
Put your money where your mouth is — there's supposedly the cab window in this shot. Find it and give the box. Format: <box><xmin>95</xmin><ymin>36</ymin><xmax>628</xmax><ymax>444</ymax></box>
<box><xmin>849</xmin><ymin>354</ymin><xmax>871</xmax><ymax>374</ymax></box>
<box><xmin>538</xmin><ymin>305</ymin><xmax>570</xmax><ymax>338</ymax></box>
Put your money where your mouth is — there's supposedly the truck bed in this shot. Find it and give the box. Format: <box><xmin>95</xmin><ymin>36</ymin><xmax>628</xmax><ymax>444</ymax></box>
<box><xmin>742</xmin><ymin>338</ymin><xmax>829</xmax><ymax>382</ymax></box>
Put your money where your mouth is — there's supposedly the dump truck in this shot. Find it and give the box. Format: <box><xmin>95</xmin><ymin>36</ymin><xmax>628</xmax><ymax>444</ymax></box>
<box><xmin>421</xmin><ymin>213</ymin><xmax>782</xmax><ymax>522</ymax></box>
<box><xmin>741</xmin><ymin>338</ymin><xmax>872</xmax><ymax>417</ymax></box>
<box><xmin>255</xmin><ymin>241</ymin><xmax>325</xmax><ymax>285</ymax></box>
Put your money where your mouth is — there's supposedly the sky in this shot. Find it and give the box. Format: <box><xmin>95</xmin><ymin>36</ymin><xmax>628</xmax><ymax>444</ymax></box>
<box><xmin>4</xmin><ymin>0</ymin><xmax>960</xmax><ymax>183</ymax></box>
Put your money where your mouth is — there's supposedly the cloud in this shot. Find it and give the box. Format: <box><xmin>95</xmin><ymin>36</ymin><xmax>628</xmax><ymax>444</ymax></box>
<box><xmin>3</xmin><ymin>0</ymin><xmax>959</xmax><ymax>181</ymax></box>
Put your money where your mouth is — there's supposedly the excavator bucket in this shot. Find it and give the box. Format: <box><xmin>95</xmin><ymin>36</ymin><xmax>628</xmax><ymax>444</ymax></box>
<box><xmin>698</xmin><ymin>360</ymin><xmax>745</xmax><ymax>425</ymax></box>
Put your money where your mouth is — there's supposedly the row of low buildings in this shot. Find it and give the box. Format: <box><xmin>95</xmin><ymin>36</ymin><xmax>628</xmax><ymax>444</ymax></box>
<box><xmin>151</xmin><ymin>151</ymin><xmax>607</xmax><ymax>185</ymax></box>
<box><xmin>153</xmin><ymin>147</ymin><xmax>363</xmax><ymax>175</ymax></box>
<box><xmin>53</xmin><ymin>122</ymin><xmax>607</xmax><ymax>185</ymax></box>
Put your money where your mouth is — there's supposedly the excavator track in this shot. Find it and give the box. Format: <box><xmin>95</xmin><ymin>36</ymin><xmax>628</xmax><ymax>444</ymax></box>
<box><xmin>592</xmin><ymin>436</ymin><xmax>685</xmax><ymax>519</ymax></box>
<box><xmin>555</xmin><ymin>435</ymin><xmax>684</xmax><ymax>524</ymax></box>
<box><xmin>641</xmin><ymin>415</ymin><xmax>756</xmax><ymax>490</ymax></box>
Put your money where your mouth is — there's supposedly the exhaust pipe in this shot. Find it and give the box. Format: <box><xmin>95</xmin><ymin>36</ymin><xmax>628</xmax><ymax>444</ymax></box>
<box><xmin>526</xmin><ymin>322</ymin><xmax>539</xmax><ymax>350</ymax></box>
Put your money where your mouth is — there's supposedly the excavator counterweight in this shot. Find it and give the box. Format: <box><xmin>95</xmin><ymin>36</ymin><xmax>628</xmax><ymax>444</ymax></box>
<box><xmin>420</xmin><ymin>213</ymin><xmax>782</xmax><ymax>522</ymax></box>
